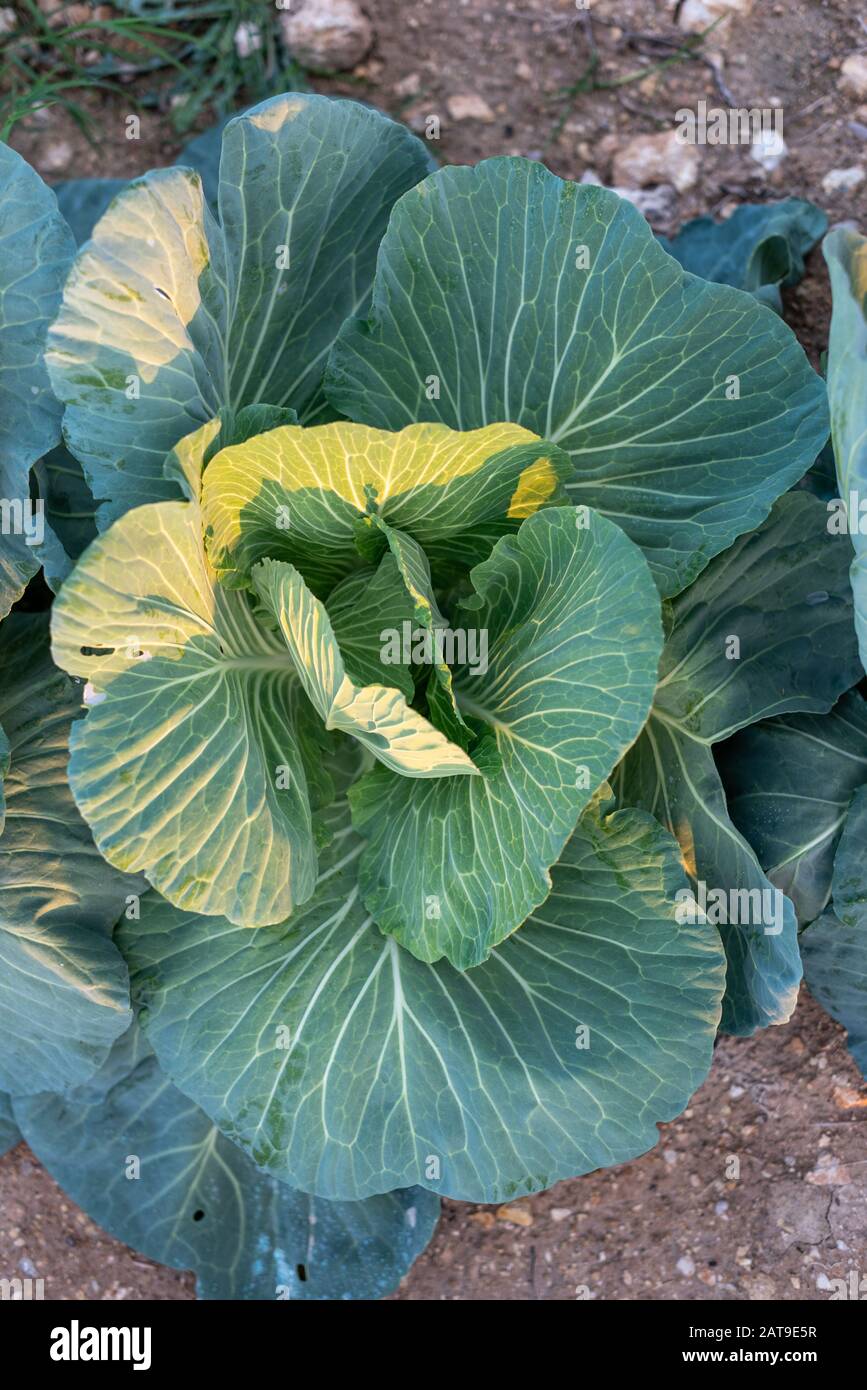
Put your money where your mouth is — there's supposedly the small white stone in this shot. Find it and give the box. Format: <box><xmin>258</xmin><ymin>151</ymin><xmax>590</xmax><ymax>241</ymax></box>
<box><xmin>679</xmin><ymin>0</ymin><xmax>753</xmax><ymax>33</ymax></box>
<box><xmin>822</xmin><ymin>166</ymin><xmax>865</xmax><ymax>195</ymax></box>
<box><xmin>233</xmin><ymin>21</ymin><xmax>261</xmax><ymax>59</ymax></box>
<box><xmin>840</xmin><ymin>54</ymin><xmax>867</xmax><ymax>101</ymax></box>
<box><xmin>39</xmin><ymin>139</ymin><xmax>73</xmax><ymax>175</ymax></box>
<box><xmin>750</xmin><ymin>128</ymin><xmax>787</xmax><ymax>173</ymax></box>
<box><xmin>677</xmin><ymin>1254</ymin><xmax>696</xmax><ymax>1277</ymax></box>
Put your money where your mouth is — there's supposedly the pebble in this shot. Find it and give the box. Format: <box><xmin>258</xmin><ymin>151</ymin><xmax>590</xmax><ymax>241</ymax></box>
<box><xmin>833</xmin><ymin>1083</ymin><xmax>867</xmax><ymax>1108</ymax></box>
<box><xmin>279</xmin><ymin>0</ymin><xmax>373</xmax><ymax>74</ymax></box>
<box><xmin>822</xmin><ymin>166</ymin><xmax>865</xmax><ymax>195</ymax></box>
<box><xmin>678</xmin><ymin>0</ymin><xmax>753</xmax><ymax>33</ymax></box>
<box><xmin>496</xmin><ymin>1202</ymin><xmax>533</xmax><ymax>1227</ymax></box>
<box><xmin>676</xmin><ymin>1254</ymin><xmax>696</xmax><ymax>1276</ymax></box>
<box><xmin>611</xmin><ymin>130</ymin><xmax>699</xmax><ymax>193</ymax></box>
<box><xmin>233</xmin><ymin>21</ymin><xmax>261</xmax><ymax>58</ymax></box>
<box><xmin>550</xmin><ymin>1207</ymin><xmax>573</xmax><ymax>1223</ymax></box>
<box><xmin>394</xmin><ymin>72</ymin><xmax>421</xmax><ymax>99</ymax></box>
<box><xmin>750</xmin><ymin>130</ymin><xmax>787</xmax><ymax>173</ymax></box>
<box><xmin>467</xmin><ymin>1210</ymin><xmax>496</xmax><ymax>1229</ymax></box>
<box><xmin>805</xmin><ymin>1155</ymin><xmax>852</xmax><ymax>1186</ymax></box>
<box><xmin>39</xmin><ymin>140</ymin><xmax>73</xmax><ymax>175</ymax></box>
<box><xmin>446</xmin><ymin>94</ymin><xmax>495</xmax><ymax>123</ymax></box>
<box><xmin>840</xmin><ymin>54</ymin><xmax>867</xmax><ymax>101</ymax></box>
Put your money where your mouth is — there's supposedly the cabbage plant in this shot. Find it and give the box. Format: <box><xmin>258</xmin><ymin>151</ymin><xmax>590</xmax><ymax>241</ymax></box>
<box><xmin>0</xmin><ymin>94</ymin><xmax>862</xmax><ymax>1300</ymax></box>
<box><xmin>719</xmin><ymin>226</ymin><xmax>867</xmax><ymax>1081</ymax></box>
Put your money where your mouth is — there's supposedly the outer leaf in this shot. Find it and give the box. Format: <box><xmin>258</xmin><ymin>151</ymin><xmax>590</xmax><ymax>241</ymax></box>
<box><xmin>615</xmin><ymin>492</ymin><xmax>863</xmax><ymax>1034</ymax></box>
<box><xmin>0</xmin><ymin>144</ymin><xmax>76</xmax><ymax>616</ymax></box>
<box><xmin>325</xmin><ymin>159</ymin><xmax>828</xmax><ymax>597</ymax></box>
<box><xmin>824</xmin><ymin>226</ymin><xmax>867</xmax><ymax>674</ymax></box>
<box><xmin>0</xmin><ymin>1091</ymin><xmax>20</xmax><ymax>1156</ymax></box>
<box><xmin>659</xmin><ymin>198</ymin><xmax>827</xmax><ymax>311</ymax></box>
<box><xmin>351</xmin><ymin>505</ymin><xmax>662</xmax><ymax>968</ymax></box>
<box><xmin>202</xmin><ymin>419</ymin><xmax>571</xmax><ymax>595</ymax></box>
<box><xmin>119</xmin><ymin>792</ymin><xmax>724</xmax><ymax>1204</ymax></box>
<box><xmin>14</xmin><ymin>1025</ymin><xmax>439</xmax><ymax>1300</ymax></box>
<box><xmin>718</xmin><ymin>690</ymin><xmax>867</xmax><ymax>926</ymax></box>
<box><xmin>45</xmin><ymin>94</ymin><xmax>436</xmax><ymax>526</ymax></box>
<box><xmin>50</xmin><ymin>500</ymin><xmax>320</xmax><ymax>927</ymax></box>
<box><xmin>0</xmin><ymin>614</ymin><xmax>135</xmax><ymax>1095</ymax></box>
<box><xmin>251</xmin><ymin>558</ymin><xmax>477</xmax><ymax>778</ymax></box>
<box><xmin>801</xmin><ymin>785</ymin><xmax>867</xmax><ymax>1076</ymax></box>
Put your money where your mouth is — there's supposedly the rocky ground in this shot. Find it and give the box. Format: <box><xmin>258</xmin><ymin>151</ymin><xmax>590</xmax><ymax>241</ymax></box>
<box><xmin>2</xmin><ymin>0</ymin><xmax>867</xmax><ymax>1301</ymax></box>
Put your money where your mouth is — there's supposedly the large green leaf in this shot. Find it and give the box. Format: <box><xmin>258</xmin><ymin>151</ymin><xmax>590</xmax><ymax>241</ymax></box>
<box><xmin>202</xmin><ymin>419</ymin><xmax>571</xmax><ymax>595</ymax></box>
<box><xmin>50</xmin><ymin>498</ymin><xmax>323</xmax><ymax>927</ymax></box>
<box><xmin>801</xmin><ymin>785</ymin><xmax>867</xmax><ymax>1076</ymax></box>
<box><xmin>14</xmin><ymin>1024</ymin><xmax>439</xmax><ymax>1299</ymax></box>
<box><xmin>251</xmin><ymin>558</ymin><xmax>477</xmax><ymax>778</ymax></box>
<box><xmin>659</xmin><ymin>199</ymin><xmax>827</xmax><ymax>311</ymax></box>
<box><xmin>0</xmin><ymin>1091</ymin><xmax>19</xmax><ymax>1156</ymax></box>
<box><xmin>824</xmin><ymin>226</ymin><xmax>867</xmax><ymax>675</ymax></box>
<box><xmin>119</xmin><ymin>791</ymin><xmax>725</xmax><ymax>1204</ymax></box>
<box><xmin>45</xmin><ymin>94</ymin><xmax>436</xmax><ymax>527</ymax></box>
<box><xmin>352</xmin><ymin>505</ymin><xmax>663</xmax><ymax>967</ymax></box>
<box><xmin>0</xmin><ymin>614</ymin><xmax>136</xmax><ymax>1095</ymax></box>
<box><xmin>718</xmin><ymin>690</ymin><xmax>867</xmax><ymax>926</ymax></box>
<box><xmin>615</xmin><ymin>491</ymin><xmax>863</xmax><ymax>1035</ymax></box>
<box><xmin>325</xmin><ymin>159</ymin><xmax>828</xmax><ymax>597</ymax></box>
<box><xmin>0</xmin><ymin>143</ymin><xmax>76</xmax><ymax>616</ymax></box>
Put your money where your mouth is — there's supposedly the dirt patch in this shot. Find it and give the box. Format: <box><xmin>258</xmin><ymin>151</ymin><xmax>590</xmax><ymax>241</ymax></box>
<box><xmin>2</xmin><ymin>0</ymin><xmax>866</xmax><ymax>1301</ymax></box>
<box><xmin>2</xmin><ymin>992</ymin><xmax>865</xmax><ymax>1301</ymax></box>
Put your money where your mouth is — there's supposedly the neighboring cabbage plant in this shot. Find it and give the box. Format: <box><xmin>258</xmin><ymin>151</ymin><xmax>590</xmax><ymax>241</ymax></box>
<box><xmin>0</xmin><ymin>93</ymin><xmax>861</xmax><ymax>1299</ymax></box>
<box><xmin>718</xmin><ymin>225</ymin><xmax>867</xmax><ymax>1075</ymax></box>
<box><xmin>721</xmin><ymin>688</ymin><xmax>867</xmax><ymax>1078</ymax></box>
